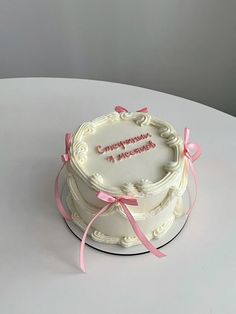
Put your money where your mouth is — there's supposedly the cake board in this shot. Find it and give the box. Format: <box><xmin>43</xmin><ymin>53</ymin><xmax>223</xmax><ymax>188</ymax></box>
<box><xmin>60</xmin><ymin>182</ymin><xmax>189</xmax><ymax>256</ymax></box>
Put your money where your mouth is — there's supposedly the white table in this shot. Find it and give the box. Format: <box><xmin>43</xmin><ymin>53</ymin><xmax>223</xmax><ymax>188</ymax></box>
<box><xmin>1</xmin><ymin>78</ymin><xmax>235</xmax><ymax>314</ymax></box>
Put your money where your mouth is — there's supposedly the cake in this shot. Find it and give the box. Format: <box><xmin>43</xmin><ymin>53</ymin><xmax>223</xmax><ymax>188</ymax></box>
<box><xmin>55</xmin><ymin>106</ymin><xmax>201</xmax><ymax>271</ymax></box>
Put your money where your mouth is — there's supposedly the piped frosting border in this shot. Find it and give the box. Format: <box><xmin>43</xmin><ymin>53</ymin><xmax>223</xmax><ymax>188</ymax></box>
<box><xmin>69</xmin><ymin>111</ymin><xmax>184</xmax><ymax>196</ymax></box>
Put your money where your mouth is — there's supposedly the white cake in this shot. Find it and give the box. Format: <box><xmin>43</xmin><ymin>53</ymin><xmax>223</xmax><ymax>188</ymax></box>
<box><xmin>65</xmin><ymin>110</ymin><xmax>188</xmax><ymax>248</ymax></box>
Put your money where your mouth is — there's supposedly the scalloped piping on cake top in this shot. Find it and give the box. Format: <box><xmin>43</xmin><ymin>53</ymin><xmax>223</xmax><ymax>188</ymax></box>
<box><xmin>68</xmin><ymin>111</ymin><xmax>185</xmax><ymax>196</ymax></box>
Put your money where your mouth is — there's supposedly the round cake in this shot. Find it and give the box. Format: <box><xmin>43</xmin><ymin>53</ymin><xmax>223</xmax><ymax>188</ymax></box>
<box><xmin>64</xmin><ymin>108</ymin><xmax>189</xmax><ymax>248</ymax></box>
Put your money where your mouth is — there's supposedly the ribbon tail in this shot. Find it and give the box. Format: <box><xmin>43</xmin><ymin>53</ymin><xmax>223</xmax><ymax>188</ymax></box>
<box><xmin>65</xmin><ymin>133</ymin><xmax>72</xmax><ymax>152</ymax></box>
<box><xmin>115</xmin><ymin>106</ymin><xmax>128</xmax><ymax>113</ymax></box>
<box><xmin>120</xmin><ymin>203</ymin><xmax>166</xmax><ymax>258</ymax></box>
<box><xmin>137</xmin><ymin>107</ymin><xmax>149</xmax><ymax>113</ymax></box>
<box><xmin>54</xmin><ymin>163</ymin><xmax>72</xmax><ymax>221</ymax></box>
<box><xmin>80</xmin><ymin>204</ymin><xmax>111</xmax><ymax>272</ymax></box>
<box><xmin>186</xmin><ymin>160</ymin><xmax>198</xmax><ymax>216</ymax></box>
<box><xmin>190</xmin><ymin>143</ymin><xmax>202</xmax><ymax>162</ymax></box>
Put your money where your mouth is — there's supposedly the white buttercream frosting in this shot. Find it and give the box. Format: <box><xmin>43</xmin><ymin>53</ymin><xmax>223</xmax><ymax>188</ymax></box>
<box><xmin>66</xmin><ymin>194</ymin><xmax>181</xmax><ymax>247</ymax></box>
<box><xmin>69</xmin><ymin>111</ymin><xmax>184</xmax><ymax>195</ymax></box>
<box><xmin>65</xmin><ymin>110</ymin><xmax>188</xmax><ymax>248</ymax></box>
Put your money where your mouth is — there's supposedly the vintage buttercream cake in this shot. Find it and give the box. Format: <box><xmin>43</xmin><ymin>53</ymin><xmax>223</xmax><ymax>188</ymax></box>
<box><xmin>62</xmin><ymin>106</ymin><xmax>191</xmax><ymax>249</ymax></box>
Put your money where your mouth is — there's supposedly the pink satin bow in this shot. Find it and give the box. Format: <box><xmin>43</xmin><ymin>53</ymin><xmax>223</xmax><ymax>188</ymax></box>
<box><xmin>80</xmin><ymin>191</ymin><xmax>166</xmax><ymax>273</ymax></box>
<box><xmin>115</xmin><ymin>106</ymin><xmax>149</xmax><ymax>113</ymax></box>
<box><xmin>54</xmin><ymin>133</ymin><xmax>72</xmax><ymax>221</ymax></box>
<box><xmin>184</xmin><ymin>128</ymin><xmax>201</xmax><ymax>215</ymax></box>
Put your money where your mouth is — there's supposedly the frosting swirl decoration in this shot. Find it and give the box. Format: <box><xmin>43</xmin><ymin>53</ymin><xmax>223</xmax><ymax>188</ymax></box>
<box><xmin>135</xmin><ymin>179</ymin><xmax>154</xmax><ymax>194</ymax></box>
<box><xmin>90</xmin><ymin>173</ymin><xmax>104</xmax><ymax>184</ymax></box>
<box><xmin>135</xmin><ymin>113</ymin><xmax>151</xmax><ymax>126</ymax></box>
<box><xmin>121</xmin><ymin>182</ymin><xmax>138</xmax><ymax>195</ymax></box>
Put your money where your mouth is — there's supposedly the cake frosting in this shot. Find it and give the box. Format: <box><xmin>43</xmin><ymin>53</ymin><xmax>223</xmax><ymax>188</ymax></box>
<box><xmin>64</xmin><ymin>109</ymin><xmax>189</xmax><ymax>248</ymax></box>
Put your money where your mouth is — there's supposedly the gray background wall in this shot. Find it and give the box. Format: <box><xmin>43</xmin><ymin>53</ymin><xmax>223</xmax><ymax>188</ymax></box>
<box><xmin>0</xmin><ymin>0</ymin><xmax>235</xmax><ymax>116</ymax></box>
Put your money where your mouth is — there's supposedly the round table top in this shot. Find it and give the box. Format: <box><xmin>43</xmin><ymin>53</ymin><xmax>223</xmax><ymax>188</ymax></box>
<box><xmin>1</xmin><ymin>78</ymin><xmax>235</xmax><ymax>314</ymax></box>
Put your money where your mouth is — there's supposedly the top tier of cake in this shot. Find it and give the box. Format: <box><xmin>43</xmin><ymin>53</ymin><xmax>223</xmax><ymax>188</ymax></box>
<box><xmin>69</xmin><ymin>111</ymin><xmax>184</xmax><ymax>196</ymax></box>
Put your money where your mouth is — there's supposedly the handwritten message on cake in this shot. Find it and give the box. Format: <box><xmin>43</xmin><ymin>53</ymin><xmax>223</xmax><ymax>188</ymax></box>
<box><xmin>96</xmin><ymin>133</ymin><xmax>157</xmax><ymax>163</ymax></box>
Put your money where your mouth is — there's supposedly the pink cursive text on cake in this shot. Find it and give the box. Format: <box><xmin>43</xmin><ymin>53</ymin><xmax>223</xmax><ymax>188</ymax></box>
<box><xmin>96</xmin><ymin>133</ymin><xmax>152</xmax><ymax>154</ymax></box>
<box><xmin>96</xmin><ymin>133</ymin><xmax>157</xmax><ymax>163</ymax></box>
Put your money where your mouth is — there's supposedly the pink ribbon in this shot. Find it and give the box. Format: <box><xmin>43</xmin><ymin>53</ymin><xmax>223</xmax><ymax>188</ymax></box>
<box><xmin>184</xmin><ymin>128</ymin><xmax>201</xmax><ymax>215</ymax></box>
<box><xmin>54</xmin><ymin>133</ymin><xmax>72</xmax><ymax>221</ymax></box>
<box><xmin>115</xmin><ymin>106</ymin><xmax>149</xmax><ymax>113</ymax></box>
<box><xmin>80</xmin><ymin>191</ymin><xmax>166</xmax><ymax>273</ymax></box>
